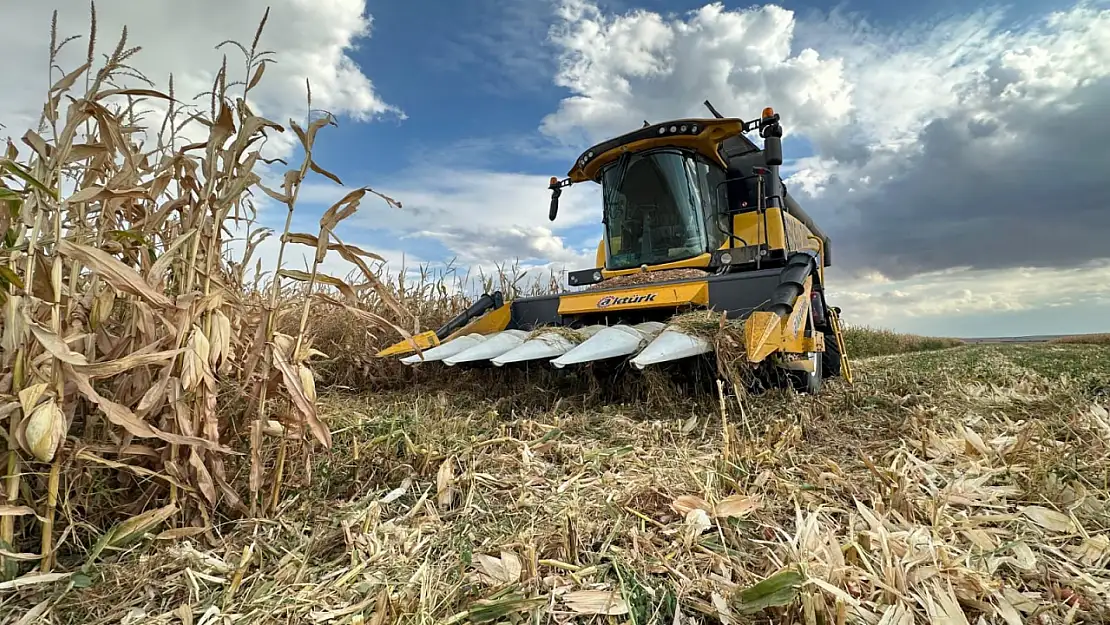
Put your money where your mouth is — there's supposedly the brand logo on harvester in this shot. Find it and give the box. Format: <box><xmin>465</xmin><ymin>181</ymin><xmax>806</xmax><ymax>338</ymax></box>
<box><xmin>597</xmin><ymin>293</ymin><xmax>657</xmax><ymax>308</ymax></box>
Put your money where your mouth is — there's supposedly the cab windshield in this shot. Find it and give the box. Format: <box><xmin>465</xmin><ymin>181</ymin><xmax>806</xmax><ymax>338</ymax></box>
<box><xmin>600</xmin><ymin>149</ymin><xmax>720</xmax><ymax>271</ymax></box>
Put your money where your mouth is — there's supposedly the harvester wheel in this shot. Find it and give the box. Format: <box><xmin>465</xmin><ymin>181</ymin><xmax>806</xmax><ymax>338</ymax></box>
<box><xmin>789</xmin><ymin>351</ymin><xmax>823</xmax><ymax>394</ymax></box>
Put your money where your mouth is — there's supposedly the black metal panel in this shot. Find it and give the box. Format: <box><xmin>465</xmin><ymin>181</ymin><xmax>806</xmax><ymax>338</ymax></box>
<box><xmin>568</xmin><ymin>268</ymin><xmax>604</xmax><ymax>287</ymax></box>
<box><xmin>507</xmin><ymin>294</ymin><xmax>563</xmax><ymax>331</ymax></box>
<box><xmin>705</xmin><ymin>267</ymin><xmax>786</xmax><ymax>320</ymax></box>
<box><xmin>574</xmin><ymin>119</ymin><xmax>711</xmax><ymax>174</ymax></box>
<box><xmin>506</xmin><ymin>258</ymin><xmax>808</xmax><ymax>329</ymax></box>
<box><xmin>709</xmin><ymin>244</ymin><xmax>767</xmax><ymax>267</ymax></box>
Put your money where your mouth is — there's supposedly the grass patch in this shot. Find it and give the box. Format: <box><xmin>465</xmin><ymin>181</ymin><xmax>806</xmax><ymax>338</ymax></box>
<box><xmin>842</xmin><ymin>324</ymin><xmax>964</xmax><ymax>358</ymax></box>
<box><xmin>1050</xmin><ymin>333</ymin><xmax>1110</xmax><ymax>345</ymax></box>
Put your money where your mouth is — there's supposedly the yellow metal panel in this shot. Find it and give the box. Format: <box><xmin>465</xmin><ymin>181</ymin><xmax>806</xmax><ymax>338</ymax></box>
<box><xmin>558</xmin><ymin>281</ymin><xmax>709</xmax><ymax>315</ymax></box>
<box><xmin>780</xmin><ymin>276</ymin><xmax>813</xmax><ymax>352</ymax></box>
<box><xmin>375</xmin><ymin>330</ymin><xmax>440</xmax><ymax>358</ymax></box>
<box><xmin>731</xmin><ymin>209</ymin><xmax>786</xmax><ymax>252</ymax></box>
<box><xmin>595</xmin><ymin>239</ymin><xmax>606</xmax><ymax>268</ymax></box>
<box><xmin>444</xmin><ymin>303</ymin><xmax>512</xmax><ymax>341</ymax></box>
<box><xmin>744</xmin><ymin>276</ymin><xmax>818</xmax><ymax>361</ymax></box>
<box><xmin>374</xmin><ymin>303</ymin><xmax>515</xmax><ymax>359</ymax></box>
<box><xmin>744</xmin><ymin>311</ymin><xmax>780</xmax><ymax>362</ymax></box>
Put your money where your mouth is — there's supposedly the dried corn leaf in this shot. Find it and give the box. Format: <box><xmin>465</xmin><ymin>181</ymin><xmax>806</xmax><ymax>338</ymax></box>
<box><xmin>71</xmin><ymin>348</ymin><xmax>184</xmax><ymax>379</ymax></box>
<box><xmin>272</xmin><ymin>347</ymin><xmax>331</xmax><ymax>448</ymax></box>
<box><xmin>65</xmin><ymin>364</ymin><xmax>230</xmax><ymax>452</ymax></box>
<box><xmin>94</xmin><ymin>87</ymin><xmax>174</xmax><ymax>101</ymax></box>
<box><xmin>17</xmin><ymin>382</ymin><xmax>48</xmax><ymax>414</ymax></box>
<box><xmin>209</xmin><ymin>310</ymin><xmax>232</xmax><ymax>366</ymax></box>
<box><xmin>188</xmin><ymin>448</ymin><xmax>217</xmax><ymax>505</ymax></box>
<box><xmin>715</xmin><ymin>494</ymin><xmax>761</xmax><ymax>518</ymax></box>
<box><xmin>28</xmin><ymin>322</ymin><xmax>89</xmax><ymax>365</ymax></box>
<box><xmin>49</xmin><ymin>61</ymin><xmax>91</xmax><ymax>94</ymax></box>
<box><xmin>991</xmin><ymin>592</ymin><xmax>1023</xmax><ymax>625</ymax></box>
<box><xmin>1019</xmin><ymin>505</ymin><xmax>1075</xmax><ymax>533</ymax></box>
<box><xmin>281</xmin><ymin>232</ymin><xmax>385</xmax><ymax>262</ymax></box>
<box><xmin>145</xmin><ymin>229</ymin><xmax>196</xmax><ymax>287</ymax></box>
<box><xmin>436</xmin><ymin>457</ymin><xmax>456</xmax><ymax>509</ymax></box>
<box><xmin>0</xmin><ymin>505</ymin><xmax>36</xmax><ymax>517</ymax></box>
<box><xmin>279</xmin><ymin>269</ymin><xmax>358</xmax><ymax>304</ymax></box>
<box><xmin>1067</xmin><ymin>535</ymin><xmax>1110</xmax><ymax>566</ymax></box>
<box><xmin>476</xmin><ymin>551</ymin><xmax>522</xmax><ymax>586</ymax></box>
<box><xmin>672</xmin><ymin>495</ymin><xmax>711</xmax><ymax>516</ymax></box>
<box><xmin>562</xmin><ymin>590</ymin><xmax>629</xmax><ymax>615</ymax></box>
<box><xmin>0</xmin><ymin>572</ymin><xmax>72</xmax><ymax>591</ymax></box>
<box><xmin>56</xmin><ymin>239</ymin><xmax>174</xmax><ymax>308</ymax></box>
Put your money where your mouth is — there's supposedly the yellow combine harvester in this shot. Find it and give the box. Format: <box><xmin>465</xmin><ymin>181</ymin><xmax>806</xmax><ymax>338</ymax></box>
<box><xmin>377</xmin><ymin>102</ymin><xmax>852</xmax><ymax>394</ymax></box>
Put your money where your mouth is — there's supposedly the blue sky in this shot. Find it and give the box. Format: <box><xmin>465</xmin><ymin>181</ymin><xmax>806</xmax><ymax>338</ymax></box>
<box><xmin>2</xmin><ymin>0</ymin><xmax>1108</xmax><ymax>337</ymax></box>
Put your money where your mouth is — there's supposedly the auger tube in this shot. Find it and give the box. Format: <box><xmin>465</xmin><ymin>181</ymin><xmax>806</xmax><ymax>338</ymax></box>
<box><xmin>767</xmin><ymin>252</ymin><xmax>816</xmax><ymax>318</ymax></box>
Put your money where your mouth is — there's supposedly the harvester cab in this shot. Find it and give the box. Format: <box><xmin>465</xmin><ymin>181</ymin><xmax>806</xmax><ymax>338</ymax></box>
<box><xmin>376</xmin><ymin>101</ymin><xmax>852</xmax><ymax>394</ymax></box>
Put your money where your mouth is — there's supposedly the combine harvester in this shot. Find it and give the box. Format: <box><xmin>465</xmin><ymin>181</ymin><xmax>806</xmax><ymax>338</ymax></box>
<box><xmin>377</xmin><ymin>102</ymin><xmax>852</xmax><ymax>394</ymax></box>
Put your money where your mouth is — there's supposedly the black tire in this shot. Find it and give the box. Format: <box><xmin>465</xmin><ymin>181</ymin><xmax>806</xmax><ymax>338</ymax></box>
<box><xmin>822</xmin><ymin>330</ymin><xmax>842</xmax><ymax>378</ymax></box>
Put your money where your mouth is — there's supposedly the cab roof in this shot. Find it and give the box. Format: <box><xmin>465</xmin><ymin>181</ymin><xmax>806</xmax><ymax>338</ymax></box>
<box><xmin>567</xmin><ymin>117</ymin><xmax>760</xmax><ymax>183</ymax></box>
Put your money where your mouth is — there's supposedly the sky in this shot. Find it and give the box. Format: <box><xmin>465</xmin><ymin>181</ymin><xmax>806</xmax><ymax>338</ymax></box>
<box><xmin>2</xmin><ymin>0</ymin><xmax>1108</xmax><ymax>338</ymax></box>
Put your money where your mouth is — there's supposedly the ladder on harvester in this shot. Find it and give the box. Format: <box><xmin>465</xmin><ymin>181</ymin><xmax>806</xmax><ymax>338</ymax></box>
<box><xmin>828</xmin><ymin>306</ymin><xmax>854</xmax><ymax>384</ymax></box>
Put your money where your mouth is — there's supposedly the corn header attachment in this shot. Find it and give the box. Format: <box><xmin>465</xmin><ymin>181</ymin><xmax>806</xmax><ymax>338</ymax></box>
<box><xmin>377</xmin><ymin>103</ymin><xmax>852</xmax><ymax>394</ymax></box>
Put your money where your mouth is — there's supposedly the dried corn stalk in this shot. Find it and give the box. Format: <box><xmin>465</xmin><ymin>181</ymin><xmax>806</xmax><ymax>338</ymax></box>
<box><xmin>0</xmin><ymin>6</ymin><xmax>405</xmax><ymax>578</ymax></box>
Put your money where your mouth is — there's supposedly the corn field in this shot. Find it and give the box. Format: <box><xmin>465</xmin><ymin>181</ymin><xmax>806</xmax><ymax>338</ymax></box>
<box><xmin>0</xmin><ymin>7</ymin><xmax>418</xmax><ymax>579</ymax></box>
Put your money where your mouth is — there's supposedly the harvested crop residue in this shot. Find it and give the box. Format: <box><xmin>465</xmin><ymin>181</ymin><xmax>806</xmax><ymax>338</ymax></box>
<box><xmin>585</xmin><ymin>268</ymin><xmax>709</xmax><ymax>290</ymax></box>
<box><xmin>38</xmin><ymin>344</ymin><xmax>1110</xmax><ymax>624</ymax></box>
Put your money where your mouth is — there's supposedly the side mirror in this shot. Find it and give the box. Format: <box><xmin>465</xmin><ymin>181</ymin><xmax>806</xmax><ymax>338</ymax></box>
<box><xmin>548</xmin><ymin>176</ymin><xmax>566</xmax><ymax>221</ymax></box>
<box><xmin>549</xmin><ymin>187</ymin><xmax>561</xmax><ymax>221</ymax></box>
<box><xmin>764</xmin><ymin>135</ymin><xmax>783</xmax><ymax>167</ymax></box>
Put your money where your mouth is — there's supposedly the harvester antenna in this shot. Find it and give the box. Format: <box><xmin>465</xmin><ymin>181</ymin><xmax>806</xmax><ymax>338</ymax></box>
<box><xmin>703</xmin><ymin>99</ymin><xmax>724</xmax><ymax>119</ymax></box>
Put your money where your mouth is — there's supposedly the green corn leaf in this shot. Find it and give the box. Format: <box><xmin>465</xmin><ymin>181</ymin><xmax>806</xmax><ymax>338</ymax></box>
<box><xmin>734</xmin><ymin>569</ymin><xmax>804</xmax><ymax>614</ymax></box>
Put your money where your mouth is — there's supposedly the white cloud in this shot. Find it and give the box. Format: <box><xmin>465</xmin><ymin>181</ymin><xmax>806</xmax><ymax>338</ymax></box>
<box><xmin>827</xmin><ymin>260</ymin><xmax>1110</xmax><ymax>336</ymax></box>
<box><xmin>829</xmin><ymin>261</ymin><xmax>1110</xmax><ymax>319</ymax></box>
<box><xmin>535</xmin><ymin>0</ymin><xmax>1110</xmax><ymax>333</ymax></box>
<box><xmin>543</xmin><ymin>1</ymin><xmax>854</xmax><ymax>146</ymax></box>
<box><xmin>295</xmin><ymin>167</ymin><xmax>604</xmax><ymax>271</ymax></box>
<box><xmin>0</xmin><ymin>0</ymin><xmax>399</xmax><ymax>160</ymax></box>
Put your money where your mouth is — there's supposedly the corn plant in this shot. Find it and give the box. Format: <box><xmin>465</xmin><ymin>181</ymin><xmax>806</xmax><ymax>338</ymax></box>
<box><xmin>0</xmin><ymin>4</ymin><xmax>404</xmax><ymax>577</ymax></box>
